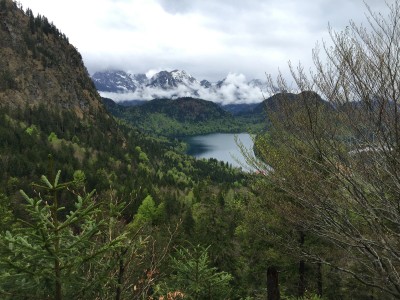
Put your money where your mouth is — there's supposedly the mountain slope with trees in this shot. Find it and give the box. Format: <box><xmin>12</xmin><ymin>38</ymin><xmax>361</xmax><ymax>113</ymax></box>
<box><xmin>101</xmin><ymin>92</ymin><xmax>327</xmax><ymax>138</ymax></box>
<box><xmin>0</xmin><ymin>0</ymin><xmax>103</xmax><ymax>119</ymax></box>
<box><xmin>102</xmin><ymin>96</ymin><xmax>266</xmax><ymax>136</ymax></box>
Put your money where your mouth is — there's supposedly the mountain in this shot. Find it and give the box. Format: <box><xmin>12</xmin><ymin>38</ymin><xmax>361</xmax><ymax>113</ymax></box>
<box><xmin>170</xmin><ymin>69</ymin><xmax>199</xmax><ymax>86</ymax></box>
<box><xmin>100</xmin><ymin>92</ymin><xmax>328</xmax><ymax>137</ymax></box>
<box><xmin>91</xmin><ymin>69</ymin><xmax>268</xmax><ymax>106</ymax></box>
<box><xmin>131</xmin><ymin>73</ymin><xmax>148</xmax><ymax>86</ymax></box>
<box><xmin>101</xmin><ymin>96</ymin><xmax>265</xmax><ymax>136</ymax></box>
<box><xmin>99</xmin><ymin>91</ymin><xmax>329</xmax><ymax>138</ymax></box>
<box><xmin>128</xmin><ymin>97</ymin><xmax>229</xmax><ymax>122</ymax></box>
<box><xmin>200</xmin><ymin>79</ymin><xmax>212</xmax><ymax>88</ymax></box>
<box><xmin>235</xmin><ymin>91</ymin><xmax>330</xmax><ymax>125</ymax></box>
<box><xmin>91</xmin><ymin>70</ymin><xmax>138</xmax><ymax>93</ymax></box>
<box><xmin>0</xmin><ymin>1</ymin><xmax>105</xmax><ymax>119</ymax></box>
<box><xmin>146</xmin><ymin>70</ymin><xmax>199</xmax><ymax>90</ymax></box>
<box><xmin>221</xmin><ymin>103</ymin><xmax>260</xmax><ymax>115</ymax></box>
<box><xmin>262</xmin><ymin>91</ymin><xmax>328</xmax><ymax>113</ymax></box>
<box><xmin>146</xmin><ymin>71</ymin><xmax>173</xmax><ymax>89</ymax></box>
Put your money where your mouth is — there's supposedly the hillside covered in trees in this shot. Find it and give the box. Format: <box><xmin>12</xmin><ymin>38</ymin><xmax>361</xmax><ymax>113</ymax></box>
<box><xmin>1</xmin><ymin>0</ymin><xmax>400</xmax><ymax>299</ymax></box>
<box><xmin>102</xmin><ymin>96</ymin><xmax>266</xmax><ymax>137</ymax></box>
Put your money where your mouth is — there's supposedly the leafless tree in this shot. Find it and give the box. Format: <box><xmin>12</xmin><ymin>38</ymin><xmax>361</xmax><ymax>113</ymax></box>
<box><xmin>245</xmin><ymin>1</ymin><xmax>400</xmax><ymax>297</ymax></box>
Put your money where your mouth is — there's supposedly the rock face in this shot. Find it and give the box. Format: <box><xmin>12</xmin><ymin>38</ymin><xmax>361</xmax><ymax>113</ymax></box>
<box><xmin>147</xmin><ymin>71</ymin><xmax>179</xmax><ymax>89</ymax></box>
<box><xmin>0</xmin><ymin>0</ymin><xmax>105</xmax><ymax>119</ymax></box>
<box><xmin>91</xmin><ymin>70</ymin><xmax>138</xmax><ymax>93</ymax></box>
<box><xmin>147</xmin><ymin>70</ymin><xmax>199</xmax><ymax>89</ymax></box>
<box><xmin>200</xmin><ymin>80</ymin><xmax>212</xmax><ymax>89</ymax></box>
<box><xmin>131</xmin><ymin>73</ymin><xmax>148</xmax><ymax>86</ymax></box>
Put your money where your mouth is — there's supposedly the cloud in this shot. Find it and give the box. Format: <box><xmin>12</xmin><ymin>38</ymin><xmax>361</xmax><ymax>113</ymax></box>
<box><xmin>20</xmin><ymin>0</ymin><xmax>392</xmax><ymax>83</ymax></box>
<box><xmin>210</xmin><ymin>73</ymin><xmax>265</xmax><ymax>104</ymax></box>
<box><xmin>99</xmin><ymin>72</ymin><xmax>267</xmax><ymax>105</ymax></box>
<box><xmin>145</xmin><ymin>68</ymin><xmax>167</xmax><ymax>79</ymax></box>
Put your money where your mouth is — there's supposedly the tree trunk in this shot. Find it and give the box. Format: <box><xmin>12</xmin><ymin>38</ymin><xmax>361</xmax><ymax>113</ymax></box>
<box><xmin>53</xmin><ymin>187</ymin><xmax>62</xmax><ymax>300</ymax></box>
<box><xmin>115</xmin><ymin>257</ymin><xmax>124</xmax><ymax>300</ymax></box>
<box><xmin>298</xmin><ymin>231</ymin><xmax>306</xmax><ymax>297</ymax></box>
<box><xmin>116</xmin><ymin>248</ymin><xmax>128</xmax><ymax>300</ymax></box>
<box><xmin>55</xmin><ymin>258</ymin><xmax>62</xmax><ymax>300</ymax></box>
<box><xmin>317</xmin><ymin>262</ymin><xmax>323</xmax><ymax>297</ymax></box>
<box><xmin>298</xmin><ymin>260</ymin><xmax>306</xmax><ymax>297</ymax></box>
<box><xmin>267</xmin><ymin>266</ymin><xmax>280</xmax><ymax>300</ymax></box>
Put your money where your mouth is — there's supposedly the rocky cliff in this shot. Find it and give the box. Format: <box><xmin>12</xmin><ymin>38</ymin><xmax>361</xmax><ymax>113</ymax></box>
<box><xmin>0</xmin><ymin>0</ymin><xmax>105</xmax><ymax>119</ymax></box>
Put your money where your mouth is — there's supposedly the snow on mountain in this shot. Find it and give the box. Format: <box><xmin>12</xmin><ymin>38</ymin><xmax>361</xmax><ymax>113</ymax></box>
<box><xmin>147</xmin><ymin>71</ymin><xmax>179</xmax><ymax>89</ymax></box>
<box><xmin>92</xmin><ymin>70</ymin><xmax>267</xmax><ymax>104</ymax></box>
<box><xmin>130</xmin><ymin>73</ymin><xmax>149</xmax><ymax>86</ymax></box>
<box><xmin>170</xmin><ymin>70</ymin><xmax>199</xmax><ymax>86</ymax></box>
<box><xmin>146</xmin><ymin>70</ymin><xmax>199</xmax><ymax>89</ymax></box>
<box><xmin>92</xmin><ymin>70</ymin><xmax>137</xmax><ymax>93</ymax></box>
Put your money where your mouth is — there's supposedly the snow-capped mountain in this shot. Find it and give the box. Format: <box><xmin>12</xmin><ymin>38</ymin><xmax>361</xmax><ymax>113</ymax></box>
<box><xmin>146</xmin><ymin>70</ymin><xmax>199</xmax><ymax>89</ymax></box>
<box><xmin>91</xmin><ymin>69</ymin><xmax>268</xmax><ymax>104</ymax></box>
<box><xmin>147</xmin><ymin>71</ymin><xmax>178</xmax><ymax>89</ymax></box>
<box><xmin>92</xmin><ymin>70</ymin><xmax>138</xmax><ymax>93</ymax></box>
<box><xmin>170</xmin><ymin>70</ymin><xmax>199</xmax><ymax>86</ymax></box>
<box><xmin>130</xmin><ymin>73</ymin><xmax>149</xmax><ymax>86</ymax></box>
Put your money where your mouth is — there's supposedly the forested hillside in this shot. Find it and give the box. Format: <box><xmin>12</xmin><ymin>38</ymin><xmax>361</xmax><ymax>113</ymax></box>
<box><xmin>102</xmin><ymin>97</ymin><xmax>266</xmax><ymax>137</ymax></box>
<box><xmin>100</xmin><ymin>93</ymin><xmax>328</xmax><ymax>138</ymax></box>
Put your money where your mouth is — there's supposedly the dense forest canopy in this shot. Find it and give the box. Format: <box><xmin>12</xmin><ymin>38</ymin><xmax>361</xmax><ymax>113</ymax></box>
<box><xmin>101</xmin><ymin>96</ymin><xmax>266</xmax><ymax>137</ymax></box>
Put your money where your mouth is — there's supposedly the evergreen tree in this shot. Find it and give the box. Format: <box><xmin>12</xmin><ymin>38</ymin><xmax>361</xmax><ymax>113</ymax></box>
<box><xmin>158</xmin><ymin>244</ymin><xmax>233</xmax><ymax>300</ymax></box>
<box><xmin>0</xmin><ymin>171</ymin><xmax>125</xmax><ymax>299</ymax></box>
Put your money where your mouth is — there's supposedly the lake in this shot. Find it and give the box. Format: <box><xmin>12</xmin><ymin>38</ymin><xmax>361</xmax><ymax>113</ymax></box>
<box><xmin>185</xmin><ymin>133</ymin><xmax>254</xmax><ymax>170</ymax></box>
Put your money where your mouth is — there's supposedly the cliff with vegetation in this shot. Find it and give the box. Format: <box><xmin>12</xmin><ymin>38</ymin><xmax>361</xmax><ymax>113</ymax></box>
<box><xmin>0</xmin><ymin>0</ymin><xmax>103</xmax><ymax>118</ymax></box>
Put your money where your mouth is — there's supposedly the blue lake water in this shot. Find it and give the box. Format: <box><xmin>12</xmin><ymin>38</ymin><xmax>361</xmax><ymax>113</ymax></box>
<box><xmin>185</xmin><ymin>133</ymin><xmax>254</xmax><ymax>170</ymax></box>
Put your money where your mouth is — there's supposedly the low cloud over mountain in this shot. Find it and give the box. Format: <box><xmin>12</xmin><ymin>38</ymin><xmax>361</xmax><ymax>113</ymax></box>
<box><xmin>92</xmin><ymin>70</ymin><xmax>268</xmax><ymax>105</ymax></box>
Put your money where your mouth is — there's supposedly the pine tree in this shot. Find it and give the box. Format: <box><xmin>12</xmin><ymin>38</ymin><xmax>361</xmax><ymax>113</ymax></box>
<box><xmin>158</xmin><ymin>244</ymin><xmax>233</xmax><ymax>300</ymax></box>
<box><xmin>0</xmin><ymin>171</ymin><xmax>125</xmax><ymax>299</ymax></box>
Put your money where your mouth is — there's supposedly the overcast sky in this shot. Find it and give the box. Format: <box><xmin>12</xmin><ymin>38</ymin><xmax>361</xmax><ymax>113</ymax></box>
<box><xmin>18</xmin><ymin>0</ymin><xmax>391</xmax><ymax>82</ymax></box>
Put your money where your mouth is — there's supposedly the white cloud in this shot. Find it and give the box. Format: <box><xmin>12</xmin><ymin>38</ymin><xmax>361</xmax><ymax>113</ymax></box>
<box><xmin>19</xmin><ymin>0</ymin><xmax>392</xmax><ymax>82</ymax></box>
<box><xmin>99</xmin><ymin>72</ymin><xmax>266</xmax><ymax>105</ymax></box>
<box><xmin>145</xmin><ymin>69</ymin><xmax>167</xmax><ymax>78</ymax></box>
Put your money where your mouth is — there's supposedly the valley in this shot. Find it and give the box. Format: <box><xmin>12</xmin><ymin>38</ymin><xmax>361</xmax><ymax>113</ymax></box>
<box><xmin>0</xmin><ymin>2</ymin><xmax>261</xmax><ymax>298</ymax></box>
<box><xmin>0</xmin><ymin>0</ymin><xmax>397</xmax><ymax>299</ymax></box>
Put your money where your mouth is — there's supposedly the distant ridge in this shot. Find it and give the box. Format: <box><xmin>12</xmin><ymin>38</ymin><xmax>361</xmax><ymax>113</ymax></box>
<box><xmin>100</xmin><ymin>92</ymin><xmax>328</xmax><ymax>136</ymax></box>
<box><xmin>127</xmin><ymin>97</ymin><xmax>230</xmax><ymax>122</ymax></box>
<box><xmin>101</xmin><ymin>96</ymin><xmax>265</xmax><ymax>136</ymax></box>
<box><xmin>239</xmin><ymin>91</ymin><xmax>329</xmax><ymax>116</ymax></box>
